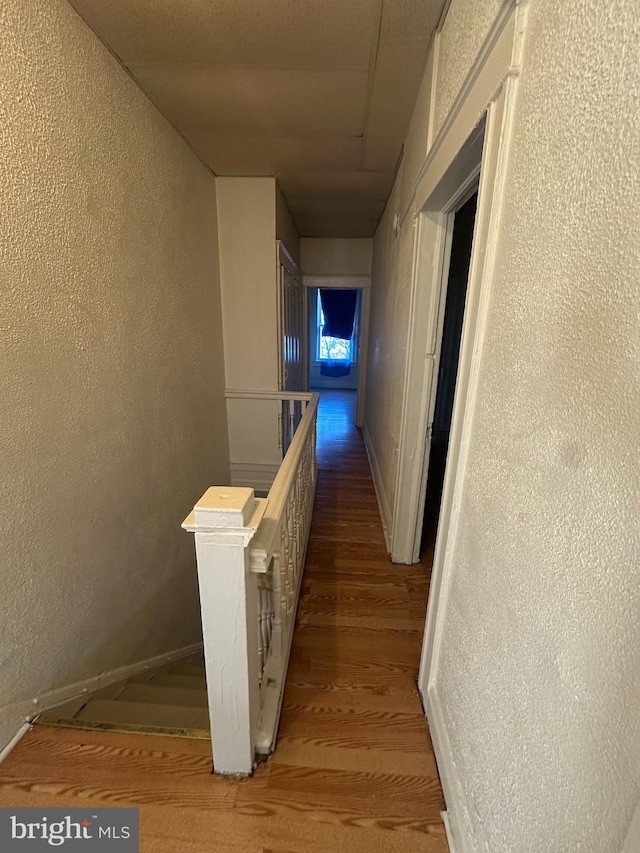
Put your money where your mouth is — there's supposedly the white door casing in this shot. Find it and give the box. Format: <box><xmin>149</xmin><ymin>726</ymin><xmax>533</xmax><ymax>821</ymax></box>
<box><xmin>277</xmin><ymin>242</ymin><xmax>307</xmax><ymax>393</ymax></box>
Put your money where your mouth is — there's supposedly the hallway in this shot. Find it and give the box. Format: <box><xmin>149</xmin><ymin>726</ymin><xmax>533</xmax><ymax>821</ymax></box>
<box><xmin>0</xmin><ymin>391</ymin><xmax>448</xmax><ymax>852</ymax></box>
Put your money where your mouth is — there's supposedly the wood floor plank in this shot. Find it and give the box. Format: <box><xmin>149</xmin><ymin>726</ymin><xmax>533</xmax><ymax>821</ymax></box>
<box><xmin>272</xmin><ymin>735</ymin><xmax>439</xmax><ymax>778</ymax></box>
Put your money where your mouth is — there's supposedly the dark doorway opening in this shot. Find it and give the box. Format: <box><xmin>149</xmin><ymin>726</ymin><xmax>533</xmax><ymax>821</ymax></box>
<box><xmin>421</xmin><ymin>191</ymin><xmax>478</xmax><ymax>561</ymax></box>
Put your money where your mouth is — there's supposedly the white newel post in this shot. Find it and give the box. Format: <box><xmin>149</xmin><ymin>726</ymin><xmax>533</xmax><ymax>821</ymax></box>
<box><xmin>182</xmin><ymin>486</ymin><xmax>266</xmax><ymax>776</ymax></box>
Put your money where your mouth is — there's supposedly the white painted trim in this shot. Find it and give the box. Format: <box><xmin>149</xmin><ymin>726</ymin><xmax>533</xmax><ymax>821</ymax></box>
<box><xmin>0</xmin><ymin>641</ymin><xmax>203</xmax><ymax>755</ymax></box>
<box><xmin>390</xmin><ymin>210</ymin><xmax>452</xmax><ymax>564</ymax></box>
<box><xmin>230</xmin><ymin>462</ymin><xmax>281</xmax><ymax>492</ymax></box>
<box><xmin>302</xmin><ymin>274</ymin><xmax>371</xmax><ymax>289</ymax></box>
<box><xmin>443</xmin><ymin>811</ymin><xmax>461</xmax><ymax>853</ymax></box>
<box><xmin>425</xmin><ymin>687</ymin><xmax>476</xmax><ymax>853</ymax></box>
<box><xmin>0</xmin><ymin>723</ymin><xmax>31</xmax><ymax>766</ymax></box>
<box><xmin>356</xmin><ymin>287</ymin><xmax>371</xmax><ymax>428</ymax></box>
<box><xmin>361</xmin><ymin>423</ymin><xmax>392</xmax><ymax>553</ymax></box>
<box><xmin>278</xmin><ymin>241</ymin><xmax>301</xmax><ymax>280</ymax></box>
<box><xmin>225</xmin><ymin>389</ymin><xmax>313</xmax><ymax>402</ymax></box>
<box><xmin>427</xmin><ymin>30</ymin><xmax>441</xmax><ymax>154</ymax></box>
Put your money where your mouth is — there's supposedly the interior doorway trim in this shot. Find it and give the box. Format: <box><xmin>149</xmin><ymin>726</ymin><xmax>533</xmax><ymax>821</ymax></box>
<box><xmin>390</xmin><ymin>0</ymin><xmax>525</xmax><ymax>567</ymax></box>
<box><xmin>390</xmin><ymin>121</ymin><xmax>485</xmax><ymax>566</ymax></box>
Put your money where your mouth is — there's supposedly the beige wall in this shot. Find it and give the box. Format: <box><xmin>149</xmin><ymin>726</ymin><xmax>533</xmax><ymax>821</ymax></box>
<box><xmin>433</xmin><ymin>0</ymin><xmax>503</xmax><ymax>137</ymax></box>
<box><xmin>216</xmin><ymin>177</ymin><xmax>279</xmax><ymax>390</ymax></box>
<box><xmin>300</xmin><ymin>238</ymin><xmax>373</xmax><ymax>276</ymax></box>
<box><xmin>276</xmin><ymin>184</ymin><xmax>301</xmax><ymax>267</ymax></box>
<box><xmin>365</xmin><ymin>0</ymin><xmax>640</xmax><ymax>850</ymax></box>
<box><xmin>0</xmin><ymin>0</ymin><xmax>229</xmax><ymax>751</ymax></box>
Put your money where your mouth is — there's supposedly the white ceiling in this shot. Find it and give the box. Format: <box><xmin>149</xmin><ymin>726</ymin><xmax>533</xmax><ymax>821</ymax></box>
<box><xmin>69</xmin><ymin>0</ymin><xmax>445</xmax><ymax>237</ymax></box>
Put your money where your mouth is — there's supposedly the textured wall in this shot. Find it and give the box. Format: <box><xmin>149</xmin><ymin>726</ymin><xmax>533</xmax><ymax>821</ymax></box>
<box><xmin>437</xmin><ymin>0</ymin><xmax>640</xmax><ymax>849</ymax></box>
<box><xmin>400</xmin><ymin>44</ymin><xmax>434</xmax><ymax>218</ymax></box>
<box><xmin>216</xmin><ymin>177</ymin><xmax>279</xmax><ymax>390</ymax></box>
<box><xmin>0</xmin><ymin>0</ymin><xmax>229</xmax><ymax>750</ymax></box>
<box><xmin>433</xmin><ymin>0</ymin><xmax>502</xmax><ymax>137</ymax></box>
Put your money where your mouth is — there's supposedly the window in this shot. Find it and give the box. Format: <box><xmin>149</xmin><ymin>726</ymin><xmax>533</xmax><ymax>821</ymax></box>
<box><xmin>316</xmin><ymin>290</ymin><xmax>358</xmax><ymax>362</ymax></box>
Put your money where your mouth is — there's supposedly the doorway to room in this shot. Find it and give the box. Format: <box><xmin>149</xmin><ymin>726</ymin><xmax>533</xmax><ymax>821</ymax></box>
<box><xmin>421</xmin><ymin>191</ymin><xmax>478</xmax><ymax>562</ymax></box>
<box><xmin>307</xmin><ymin>286</ymin><xmax>364</xmax><ymax>439</ymax></box>
<box><xmin>308</xmin><ymin>287</ymin><xmax>361</xmax><ymax>393</ymax></box>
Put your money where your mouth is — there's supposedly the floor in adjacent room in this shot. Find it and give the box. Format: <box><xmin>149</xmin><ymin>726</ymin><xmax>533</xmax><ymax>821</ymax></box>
<box><xmin>0</xmin><ymin>389</ymin><xmax>448</xmax><ymax>852</ymax></box>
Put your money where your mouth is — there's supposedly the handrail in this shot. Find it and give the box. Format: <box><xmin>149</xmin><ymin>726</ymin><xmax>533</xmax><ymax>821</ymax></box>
<box><xmin>225</xmin><ymin>388</ymin><xmax>314</xmax><ymax>402</ymax></box>
<box><xmin>250</xmin><ymin>393</ymin><xmax>319</xmax><ymax>573</ymax></box>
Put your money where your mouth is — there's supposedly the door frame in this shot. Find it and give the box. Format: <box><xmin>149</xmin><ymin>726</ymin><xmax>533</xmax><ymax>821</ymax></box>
<box><xmin>390</xmin><ymin>122</ymin><xmax>485</xmax><ymax>567</ymax></box>
<box><xmin>276</xmin><ymin>241</ymin><xmax>307</xmax><ymax>392</ymax></box>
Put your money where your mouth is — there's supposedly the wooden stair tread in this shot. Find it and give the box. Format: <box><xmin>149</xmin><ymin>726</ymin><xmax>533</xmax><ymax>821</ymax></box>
<box><xmin>130</xmin><ymin>672</ymin><xmax>207</xmax><ymax>691</ymax></box>
<box><xmin>169</xmin><ymin>663</ymin><xmax>206</xmax><ymax>678</ymax></box>
<box><xmin>75</xmin><ymin>699</ymin><xmax>210</xmax><ymax>730</ymax></box>
<box><xmin>117</xmin><ymin>682</ymin><xmax>209</xmax><ymax>708</ymax></box>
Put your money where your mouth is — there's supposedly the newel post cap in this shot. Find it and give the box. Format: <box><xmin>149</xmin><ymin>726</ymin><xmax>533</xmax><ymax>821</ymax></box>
<box><xmin>182</xmin><ymin>486</ymin><xmax>266</xmax><ymax>533</ymax></box>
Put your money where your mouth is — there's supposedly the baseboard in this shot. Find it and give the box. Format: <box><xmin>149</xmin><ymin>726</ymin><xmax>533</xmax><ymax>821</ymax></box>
<box><xmin>0</xmin><ymin>641</ymin><xmax>203</xmax><ymax>762</ymax></box>
<box><xmin>443</xmin><ymin>811</ymin><xmax>461</xmax><ymax>853</ymax></box>
<box><xmin>361</xmin><ymin>423</ymin><xmax>393</xmax><ymax>553</ymax></box>
<box><xmin>230</xmin><ymin>461</ymin><xmax>281</xmax><ymax>493</ymax></box>
<box><xmin>427</xmin><ymin>686</ymin><xmax>476</xmax><ymax>853</ymax></box>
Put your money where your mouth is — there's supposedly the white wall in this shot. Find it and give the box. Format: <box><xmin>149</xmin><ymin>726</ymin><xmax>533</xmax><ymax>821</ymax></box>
<box><xmin>216</xmin><ymin>177</ymin><xmax>279</xmax><ymax>391</ymax></box>
<box><xmin>364</xmin><ymin>0</ymin><xmax>640</xmax><ymax>850</ymax></box>
<box><xmin>1</xmin><ymin>0</ymin><xmax>229</xmax><ymax>751</ymax></box>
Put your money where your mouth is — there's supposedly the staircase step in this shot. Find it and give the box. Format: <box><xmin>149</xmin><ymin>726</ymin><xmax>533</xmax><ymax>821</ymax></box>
<box><xmin>169</xmin><ymin>662</ymin><xmax>206</xmax><ymax>677</ymax></box>
<box><xmin>117</xmin><ymin>682</ymin><xmax>209</xmax><ymax>708</ymax></box>
<box><xmin>130</xmin><ymin>672</ymin><xmax>207</xmax><ymax>691</ymax></box>
<box><xmin>75</xmin><ymin>699</ymin><xmax>210</xmax><ymax>731</ymax></box>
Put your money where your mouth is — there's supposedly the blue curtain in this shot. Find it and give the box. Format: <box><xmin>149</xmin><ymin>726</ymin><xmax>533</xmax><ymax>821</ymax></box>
<box><xmin>320</xmin><ymin>289</ymin><xmax>357</xmax><ymax>339</ymax></box>
<box><xmin>319</xmin><ymin>289</ymin><xmax>357</xmax><ymax>377</ymax></box>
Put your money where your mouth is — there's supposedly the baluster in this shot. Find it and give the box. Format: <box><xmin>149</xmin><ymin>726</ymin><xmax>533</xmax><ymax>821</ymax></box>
<box><xmin>265</xmin><ymin>587</ymin><xmax>272</xmax><ymax>658</ymax></box>
<box><xmin>280</xmin><ymin>528</ymin><xmax>289</xmax><ymax>630</ymax></box>
<box><xmin>289</xmin><ymin>400</ymin><xmax>295</xmax><ymax>443</ymax></box>
<box><xmin>265</xmin><ymin>585</ymin><xmax>273</xmax><ymax>652</ymax></box>
<box><xmin>271</xmin><ymin>552</ymin><xmax>283</xmax><ymax>658</ymax></box>
<box><xmin>257</xmin><ymin>589</ymin><xmax>264</xmax><ymax>677</ymax></box>
<box><xmin>287</xmin><ymin>497</ymin><xmax>296</xmax><ymax>613</ymax></box>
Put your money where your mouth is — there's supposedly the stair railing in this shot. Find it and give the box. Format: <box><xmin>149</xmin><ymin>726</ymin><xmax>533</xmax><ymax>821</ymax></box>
<box><xmin>182</xmin><ymin>392</ymin><xmax>318</xmax><ymax>775</ymax></box>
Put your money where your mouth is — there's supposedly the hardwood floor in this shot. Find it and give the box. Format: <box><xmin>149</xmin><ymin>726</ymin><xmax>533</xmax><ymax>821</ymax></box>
<box><xmin>0</xmin><ymin>390</ymin><xmax>448</xmax><ymax>852</ymax></box>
